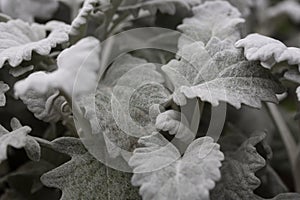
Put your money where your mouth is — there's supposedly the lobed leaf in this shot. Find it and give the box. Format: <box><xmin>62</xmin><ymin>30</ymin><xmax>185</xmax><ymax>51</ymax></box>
<box><xmin>69</xmin><ymin>0</ymin><xmax>100</xmax><ymax>36</ymax></box>
<box><xmin>129</xmin><ymin>133</ymin><xmax>224</xmax><ymax>200</ymax></box>
<box><xmin>41</xmin><ymin>137</ymin><xmax>140</xmax><ymax>200</ymax></box>
<box><xmin>163</xmin><ymin>37</ymin><xmax>284</xmax><ymax>108</ymax></box>
<box><xmin>162</xmin><ymin>1</ymin><xmax>283</xmax><ymax>108</ymax></box>
<box><xmin>111</xmin><ymin>59</ymin><xmax>170</xmax><ymax>137</ymax></box>
<box><xmin>80</xmin><ymin>54</ymin><xmax>170</xmax><ymax>157</ymax></box>
<box><xmin>211</xmin><ymin>132</ymin><xmax>300</xmax><ymax>200</ymax></box>
<box><xmin>0</xmin><ymin>118</ymin><xmax>40</xmax><ymax>164</ymax></box>
<box><xmin>177</xmin><ymin>1</ymin><xmax>245</xmax><ymax>46</ymax></box>
<box><xmin>0</xmin><ymin>20</ymin><xmax>69</xmax><ymax>68</ymax></box>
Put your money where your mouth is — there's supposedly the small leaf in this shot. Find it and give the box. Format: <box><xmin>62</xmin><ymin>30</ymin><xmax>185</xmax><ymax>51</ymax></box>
<box><xmin>9</xmin><ymin>65</ymin><xmax>34</xmax><ymax>77</ymax></box>
<box><xmin>129</xmin><ymin>133</ymin><xmax>224</xmax><ymax>200</ymax></box>
<box><xmin>0</xmin><ymin>20</ymin><xmax>69</xmax><ymax>68</ymax></box>
<box><xmin>236</xmin><ymin>33</ymin><xmax>300</xmax><ymax>69</ymax></box>
<box><xmin>41</xmin><ymin>137</ymin><xmax>140</xmax><ymax>200</ymax></box>
<box><xmin>0</xmin><ymin>118</ymin><xmax>40</xmax><ymax>164</ymax></box>
<box><xmin>0</xmin><ymin>0</ymin><xmax>58</xmax><ymax>22</ymax></box>
<box><xmin>14</xmin><ymin>37</ymin><xmax>101</xmax><ymax>98</ymax></box>
<box><xmin>0</xmin><ymin>81</ymin><xmax>9</xmax><ymax>107</ymax></box>
<box><xmin>69</xmin><ymin>0</ymin><xmax>100</xmax><ymax>36</ymax></box>
<box><xmin>211</xmin><ymin>132</ymin><xmax>300</xmax><ymax>200</ymax></box>
<box><xmin>17</xmin><ymin>89</ymin><xmax>68</xmax><ymax>123</ymax></box>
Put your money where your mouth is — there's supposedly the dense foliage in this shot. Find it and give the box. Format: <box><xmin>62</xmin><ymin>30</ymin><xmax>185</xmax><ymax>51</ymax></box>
<box><xmin>1</xmin><ymin>0</ymin><xmax>300</xmax><ymax>199</ymax></box>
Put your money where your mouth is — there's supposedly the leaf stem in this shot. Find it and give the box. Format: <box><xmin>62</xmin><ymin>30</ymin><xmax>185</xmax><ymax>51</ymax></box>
<box><xmin>266</xmin><ymin>102</ymin><xmax>300</xmax><ymax>192</ymax></box>
<box><xmin>29</xmin><ymin>136</ymin><xmax>53</xmax><ymax>149</ymax></box>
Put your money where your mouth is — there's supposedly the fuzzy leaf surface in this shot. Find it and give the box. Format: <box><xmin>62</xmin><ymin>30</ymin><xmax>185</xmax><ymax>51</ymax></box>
<box><xmin>14</xmin><ymin>37</ymin><xmax>101</xmax><ymax>98</ymax></box>
<box><xmin>80</xmin><ymin>54</ymin><xmax>170</xmax><ymax>157</ymax></box>
<box><xmin>236</xmin><ymin>33</ymin><xmax>300</xmax><ymax>69</ymax></box>
<box><xmin>0</xmin><ymin>118</ymin><xmax>40</xmax><ymax>164</ymax></box>
<box><xmin>177</xmin><ymin>1</ymin><xmax>245</xmax><ymax>46</ymax></box>
<box><xmin>111</xmin><ymin>56</ymin><xmax>170</xmax><ymax>137</ymax></box>
<box><xmin>211</xmin><ymin>133</ymin><xmax>300</xmax><ymax>200</ymax></box>
<box><xmin>163</xmin><ymin>38</ymin><xmax>284</xmax><ymax>108</ymax></box>
<box><xmin>41</xmin><ymin>137</ymin><xmax>140</xmax><ymax>200</ymax></box>
<box><xmin>129</xmin><ymin>133</ymin><xmax>224</xmax><ymax>200</ymax></box>
<box><xmin>0</xmin><ymin>81</ymin><xmax>9</xmax><ymax>107</ymax></box>
<box><xmin>0</xmin><ymin>20</ymin><xmax>69</xmax><ymax>68</ymax></box>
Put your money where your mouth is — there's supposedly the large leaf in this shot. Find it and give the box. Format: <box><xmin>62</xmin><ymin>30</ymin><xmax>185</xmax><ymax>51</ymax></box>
<box><xmin>162</xmin><ymin>1</ymin><xmax>283</xmax><ymax>108</ymax></box>
<box><xmin>14</xmin><ymin>36</ymin><xmax>101</xmax><ymax>99</ymax></box>
<box><xmin>41</xmin><ymin>137</ymin><xmax>140</xmax><ymax>200</ymax></box>
<box><xmin>177</xmin><ymin>1</ymin><xmax>245</xmax><ymax>46</ymax></box>
<box><xmin>79</xmin><ymin>54</ymin><xmax>170</xmax><ymax>157</ymax></box>
<box><xmin>0</xmin><ymin>20</ymin><xmax>69</xmax><ymax>68</ymax></box>
<box><xmin>162</xmin><ymin>37</ymin><xmax>284</xmax><ymax>108</ymax></box>
<box><xmin>211</xmin><ymin>133</ymin><xmax>300</xmax><ymax>200</ymax></box>
<box><xmin>129</xmin><ymin>133</ymin><xmax>224</xmax><ymax>200</ymax></box>
<box><xmin>0</xmin><ymin>118</ymin><xmax>40</xmax><ymax>164</ymax></box>
<box><xmin>0</xmin><ymin>0</ymin><xmax>58</xmax><ymax>22</ymax></box>
<box><xmin>0</xmin><ymin>81</ymin><xmax>9</xmax><ymax>107</ymax></box>
<box><xmin>236</xmin><ymin>33</ymin><xmax>300</xmax><ymax>69</ymax></box>
<box><xmin>111</xmin><ymin>56</ymin><xmax>170</xmax><ymax>137</ymax></box>
<box><xmin>80</xmin><ymin>86</ymin><xmax>139</xmax><ymax>158</ymax></box>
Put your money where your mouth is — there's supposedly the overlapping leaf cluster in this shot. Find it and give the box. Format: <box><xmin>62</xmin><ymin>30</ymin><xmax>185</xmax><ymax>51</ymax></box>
<box><xmin>0</xmin><ymin>0</ymin><xmax>300</xmax><ymax>200</ymax></box>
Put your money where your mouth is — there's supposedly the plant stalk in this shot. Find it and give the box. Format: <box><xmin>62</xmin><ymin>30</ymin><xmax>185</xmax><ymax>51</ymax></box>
<box><xmin>266</xmin><ymin>102</ymin><xmax>300</xmax><ymax>192</ymax></box>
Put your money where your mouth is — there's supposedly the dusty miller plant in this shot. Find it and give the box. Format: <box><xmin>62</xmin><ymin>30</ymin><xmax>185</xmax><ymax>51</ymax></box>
<box><xmin>0</xmin><ymin>0</ymin><xmax>300</xmax><ymax>199</ymax></box>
